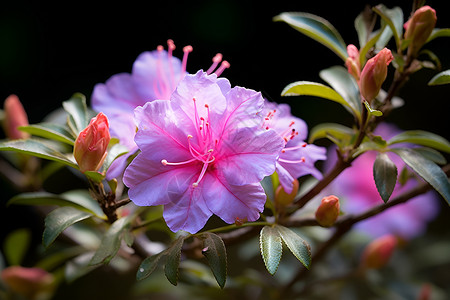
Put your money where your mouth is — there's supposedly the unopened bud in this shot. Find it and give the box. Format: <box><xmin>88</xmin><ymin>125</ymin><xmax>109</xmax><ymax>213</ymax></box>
<box><xmin>404</xmin><ymin>6</ymin><xmax>437</xmax><ymax>57</ymax></box>
<box><xmin>73</xmin><ymin>112</ymin><xmax>110</xmax><ymax>173</ymax></box>
<box><xmin>359</xmin><ymin>48</ymin><xmax>394</xmax><ymax>102</ymax></box>
<box><xmin>3</xmin><ymin>94</ymin><xmax>30</xmax><ymax>140</ymax></box>
<box><xmin>417</xmin><ymin>283</ymin><xmax>432</xmax><ymax>300</ymax></box>
<box><xmin>360</xmin><ymin>234</ymin><xmax>397</xmax><ymax>269</ymax></box>
<box><xmin>315</xmin><ymin>195</ymin><xmax>340</xmax><ymax>227</ymax></box>
<box><xmin>345</xmin><ymin>44</ymin><xmax>361</xmax><ymax>81</ymax></box>
<box><xmin>275</xmin><ymin>179</ymin><xmax>299</xmax><ymax>206</ymax></box>
<box><xmin>1</xmin><ymin>266</ymin><xmax>54</xmax><ymax>299</ymax></box>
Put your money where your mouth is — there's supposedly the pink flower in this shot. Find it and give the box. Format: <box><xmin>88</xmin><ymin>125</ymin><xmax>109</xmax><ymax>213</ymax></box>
<box><xmin>73</xmin><ymin>112</ymin><xmax>110</xmax><ymax>173</ymax></box>
<box><xmin>262</xmin><ymin>101</ymin><xmax>326</xmax><ymax>194</ymax></box>
<box><xmin>2</xmin><ymin>94</ymin><xmax>30</xmax><ymax>140</ymax></box>
<box><xmin>359</xmin><ymin>48</ymin><xmax>393</xmax><ymax>102</ymax></box>
<box><xmin>91</xmin><ymin>40</ymin><xmax>229</xmax><ymax>179</ymax></box>
<box><xmin>1</xmin><ymin>266</ymin><xmax>54</xmax><ymax>299</ymax></box>
<box><xmin>360</xmin><ymin>235</ymin><xmax>398</xmax><ymax>269</ymax></box>
<box><xmin>404</xmin><ymin>6</ymin><xmax>437</xmax><ymax>57</ymax></box>
<box><xmin>345</xmin><ymin>44</ymin><xmax>361</xmax><ymax>81</ymax></box>
<box><xmin>123</xmin><ymin>71</ymin><xmax>284</xmax><ymax>233</ymax></box>
<box><xmin>324</xmin><ymin>123</ymin><xmax>439</xmax><ymax>239</ymax></box>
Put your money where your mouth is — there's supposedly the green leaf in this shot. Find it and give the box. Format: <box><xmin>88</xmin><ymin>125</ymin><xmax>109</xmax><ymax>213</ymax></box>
<box><xmin>412</xmin><ymin>147</ymin><xmax>447</xmax><ymax>165</ymax></box>
<box><xmin>359</xmin><ymin>25</ymin><xmax>388</xmax><ymax>66</ymax></box>
<box><xmin>8</xmin><ymin>190</ymin><xmax>105</xmax><ymax>219</ymax></box>
<box><xmin>308</xmin><ymin>123</ymin><xmax>355</xmax><ymax>146</ymax></box>
<box><xmin>281</xmin><ymin>81</ymin><xmax>349</xmax><ymax>108</ymax></box>
<box><xmin>427</xmin><ymin>28</ymin><xmax>450</xmax><ymax>43</ymax></box>
<box><xmin>387</xmin><ymin>130</ymin><xmax>450</xmax><ymax>153</ymax></box>
<box><xmin>363</xmin><ymin>100</ymin><xmax>383</xmax><ymax>117</ymax></box>
<box><xmin>274</xmin><ymin>12</ymin><xmax>347</xmax><ymax>61</ymax></box>
<box><xmin>354</xmin><ymin>11</ymin><xmax>370</xmax><ymax>48</ymax></box>
<box><xmin>43</xmin><ymin>207</ymin><xmax>92</xmax><ymax>248</ymax></box>
<box><xmin>428</xmin><ymin>69</ymin><xmax>450</xmax><ymax>86</ymax></box>
<box><xmin>62</xmin><ymin>93</ymin><xmax>89</xmax><ymax>135</ymax></box>
<box><xmin>373</xmin><ymin>153</ymin><xmax>398</xmax><ymax>203</ymax></box>
<box><xmin>164</xmin><ymin>237</ymin><xmax>185</xmax><ymax>286</ymax></box>
<box><xmin>3</xmin><ymin>228</ymin><xmax>31</xmax><ymax>265</ymax></box>
<box><xmin>275</xmin><ymin>225</ymin><xmax>311</xmax><ymax>269</ymax></box>
<box><xmin>101</xmin><ymin>143</ymin><xmax>129</xmax><ymax>173</ymax></box>
<box><xmin>0</xmin><ymin>138</ymin><xmax>78</xmax><ymax>168</ymax></box>
<box><xmin>18</xmin><ymin>123</ymin><xmax>76</xmax><ymax>145</ymax></box>
<box><xmin>260</xmin><ymin>226</ymin><xmax>283</xmax><ymax>275</ymax></box>
<box><xmin>200</xmin><ymin>232</ymin><xmax>227</xmax><ymax>288</ymax></box>
<box><xmin>319</xmin><ymin>66</ymin><xmax>362</xmax><ymax>120</ymax></box>
<box><xmin>372</xmin><ymin>5</ymin><xmax>403</xmax><ymax>50</ymax></box>
<box><xmin>84</xmin><ymin>171</ymin><xmax>105</xmax><ymax>183</ymax></box>
<box><xmin>136</xmin><ymin>251</ymin><xmax>166</xmax><ymax>281</ymax></box>
<box><xmin>391</xmin><ymin>148</ymin><xmax>450</xmax><ymax>205</ymax></box>
<box><xmin>89</xmin><ymin>217</ymin><xmax>132</xmax><ymax>266</ymax></box>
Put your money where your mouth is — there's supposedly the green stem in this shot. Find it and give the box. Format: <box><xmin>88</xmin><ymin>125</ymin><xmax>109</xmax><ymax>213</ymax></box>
<box><xmin>201</xmin><ymin>221</ymin><xmax>271</xmax><ymax>235</ymax></box>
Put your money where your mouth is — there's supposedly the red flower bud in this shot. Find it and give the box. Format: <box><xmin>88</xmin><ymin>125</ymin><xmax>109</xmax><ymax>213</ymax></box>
<box><xmin>359</xmin><ymin>48</ymin><xmax>393</xmax><ymax>102</ymax></box>
<box><xmin>1</xmin><ymin>266</ymin><xmax>54</xmax><ymax>299</ymax></box>
<box><xmin>345</xmin><ymin>44</ymin><xmax>361</xmax><ymax>81</ymax></box>
<box><xmin>275</xmin><ymin>179</ymin><xmax>299</xmax><ymax>207</ymax></box>
<box><xmin>73</xmin><ymin>112</ymin><xmax>110</xmax><ymax>173</ymax></box>
<box><xmin>315</xmin><ymin>195</ymin><xmax>340</xmax><ymax>227</ymax></box>
<box><xmin>404</xmin><ymin>6</ymin><xmax>437</xmax><ymax>57</ymax></box>
<box><xmin>3</xmin><ymin>94</ymin><xmax>30</xmax><ymax>140</ymax></box>
<box><xmin>360</xmin><ymin>234</ymin><xmax>397</xmax><ymax>269</ymax></box>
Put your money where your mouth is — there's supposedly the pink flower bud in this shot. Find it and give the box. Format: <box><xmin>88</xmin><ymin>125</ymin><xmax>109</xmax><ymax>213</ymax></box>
<box><xmin>404</xmin><ymin>6</ymin><xmax>437</xmax><ymax>57</ymax></box>
<box><xmin>315</xmin><ymin>195</ymin><xmax>340</xmax><ymax>227</ymax></box>
<box><xmin>345</xmin><ymin>44</ymin><xmax>361</xmax><ymax>81</ymax></box>
<box><xmin>360</xmin><ymin>234</ymin><xmax>397</xmax><ymax>269</ymax></box>
<box><xmin>73</xmin><ymin>112</ymin><xmax>110</xmax><ymax>173</ymax></box>
<box><xmin>1</xmin><ymin>266</ymin><xmax>54</xmax><ymax>299</ymax></box>
<box><xmin>359</xmin><ymin>48</ymin><xmax>394</xmax><ymax>102</ymax></box>
<box><xmin>3</xmin><ymin>94</ymin><xmax>30</xmax><ymax>140</ymax></box>
<box><xmin>275</xmin><ymin>179</ymin><xmax>299</xmax><ymax>207</ymax></box>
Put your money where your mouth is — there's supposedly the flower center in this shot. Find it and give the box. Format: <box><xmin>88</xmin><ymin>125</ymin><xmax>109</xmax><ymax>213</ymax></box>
<box><xmin>161</xmin><ymin>97</ymin><xmax>219</xmax><ymax>188</ymax></box>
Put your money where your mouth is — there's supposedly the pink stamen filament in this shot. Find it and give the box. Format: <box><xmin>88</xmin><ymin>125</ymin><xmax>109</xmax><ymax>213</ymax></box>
<box><xmin>214</xmin><ymin>60</ymin><xmax>230</xmax><ymax>76</ymax></box>
<box><xmin>206</xmin><ymin>53</ymin><xmax>223</xmax><ymax>74</ymax></box>
<box><xmin>167</xmin><ymin>39</ymin><xmax>176</xmax><ymax>89</ymax></box>
<box><xmin>278</xmin><ymin>157</ymin><xmax>306</xmax><ymax>164</ymax></box>
<box><xmin>155</xmin><ymin>45</ymin><xmax>171</xmax><ymax>99</ymax></box>
<box><xmin>181</xmin><ymin>45</ymin><xmax>193</xmax><ymax>77</ymax></box>
<box><xmin>281</xmin><ymin>143</ymin><xmax>307</xmax><ymax>153</ymax></box>
<box><xmin>193</xmin><ymin>150</ymin><xmax>215</xmax><ymax>188</ymax></box>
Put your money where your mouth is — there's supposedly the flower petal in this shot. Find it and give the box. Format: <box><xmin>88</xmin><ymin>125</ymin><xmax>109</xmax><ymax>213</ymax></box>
<box><xmin>276</xmin><ymin>162</ymin><xmax>295</xmax><ymax>194</ymax></box>
<box><xmin>203</xmin><ymin>173</ymin><xmax>266</xmax><ymax>224</ymax></box>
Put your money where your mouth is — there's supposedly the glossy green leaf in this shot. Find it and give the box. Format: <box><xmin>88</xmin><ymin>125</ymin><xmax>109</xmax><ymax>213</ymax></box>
<box><xmin>387</xmin><ymin>130</ymin><xmax>450</xmax><ymax>153</ymax></box>
<box><xmin>427</xmin><ymin>28</ymin><xmax>450</xmax><ymax>43</ymax></box>
<box><xmin>281</xmin><ymin>81</ymin><xmax>349</xmax><ymax>106</ymax></box>
<box><xmin>164</xmin><ymin>237</ymin><xmax>185</xmax><ymax>286</ymax></box>
<box><xmin>101</xmin><ymin>143</ymin><xmax>129</xmax><ymax>173</ymax></box>
<box><xmin>62</xmin><ymin>93</ymin><xmax>89</xmax><ymax>135</ymax></box>
<box><xmin>373</xmin><ymin>153</ymin><xmax>398</xmax><ymax>203</ymax></box>
<box><xmin>391</xmin><ymin>148</ymin><xmax>450</xmax><ymax>205</ymax></box>
<box><xmin>412</xmin><ymin>147</ymin><xmax>447</xmax><ymax>165</ymax></box>
<box><xmin>274</xmin><ymin>12</ymin><xmax>347</xmax><ymax>61</ymax></box>
<box><xmin>43</xmin><ymin>207</ymin><xmax>92</xmax><ymax>248</ymax></box>
<box><xmin>200</xmin><ymin>232</ymin><xmax>227</xmax><ymax>288</ymax></box>
<box><xmin>0</xmin><ymin>138</ymin><xmax>78</xmax><ymax>168</ymax></box>
<box><xmin>428</xmin><ymin>69</ymin><xmax>450</xmax><ymax>86</ymax></box>
<box><xmin>373</xmin><ymin>5</ymin><xmax>403</xmax><ymax>49</ymax></box>
<box><xmin>136</xmin><ymin>251</ymin><xmax>166</xmax><ymax>281</ymax></box>
<box><xmin>359</xmin><ymin>26</ymin><xmax>387</xmax><ymax>66</ymax></box>
<box><xmin>89</xmin><ymin>217</ymin><xmax>132</xmax><ymax>266</ymax></box>
<box><xmin>353</xmin><ymin>138</ymin><xmax>388</xmax><ymax>157</ymax></box>
<box><xmin>319</xmin><ymin>66</ymin><xmax>362</xmax><ymax>120</ymax></box>
<box><xmin>308</xmin><ymin>123</ymin><xmax>355</xmax><ymax>145</ymax></box>
<box><xmin>18</xmin><ymin>123</ymin><xmax>76</xmax><ymax>145</ymax></box>
<box><xmin>8</xmin><ymin>190</ymin><xmax>105</xmax><ymax>219</ymax></box>
<box><xmin>260</xmin><ymin>226</ymin><xmax>283</xmax><ymax>275</ymax></box>
<box><xmin>363</xmin><ymin>100</ymin><xmax>383</xmax><ymax>117</ymax></box>
<box><xmin>3</xmin><ymin>228</ymin><xmax>31</xmax><ymax>266</ymax></box>
<box><xmin>354</xmin><ymin>11</ymin><xmax>370</xmax><ymax>48</ymax></box>
<box><xmin>275</xmin><ymin>225</ymin><xmax>311</xmax><ymax>269</ymax></box>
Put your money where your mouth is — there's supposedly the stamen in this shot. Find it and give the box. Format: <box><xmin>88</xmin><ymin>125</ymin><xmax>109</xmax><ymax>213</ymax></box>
<box><xmin>181</xmin><ymin>45</ymin><xmax>193</xmax><ymax>76</ymax></box>
<box><xmin>161</xmin><ymin>158</ymin><xmax>198</xmax><ymax>166</ymax></box>
<box><xmin>206</xmin><ymin>53</ymin><xmax>223</xmax><ymax>74</ymax></box>
<box><xmin>278</xmin><ymin>157</ymin><xmax>306</xmax><ymax>164</ymax></box>
<box><xmin>167</xmin><ymin>39</ymin><xmax>176</xmax><ymax>88</ymax></box>
<box><xmin>155</xmin><ymin>45</ymin><xmax>170</xmax><ymax>99</ymax></box>
<box><xmin>281</xmin><ymin>143</ymin><xmax>308</xmax><ymax>153</ymax></box>
<box><xmin>214</xmin><ymin>60</ymin><xmax>230</xmax><ymax>76</ymax></box>
<box><xmin>192</xmin><ymin>150</ymin><xmax>214</xmax><ymax>188</ymax></box>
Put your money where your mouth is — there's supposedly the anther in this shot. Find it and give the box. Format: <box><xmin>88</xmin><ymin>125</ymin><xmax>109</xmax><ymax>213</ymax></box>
<box><xmin>214</xmin><ymin>60</ymin><xmax>230</xmax><ymax>76</ymax></box>
<box><xmin>207</xmin><ymin>53</ymin><xmax>223</xmax><ymax>74</ymax></box>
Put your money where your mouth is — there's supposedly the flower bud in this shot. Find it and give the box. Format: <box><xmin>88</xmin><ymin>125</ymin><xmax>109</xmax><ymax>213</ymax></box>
<box><xmin>3</xmin><ymin>94</ymin><xmax>30</xmax><ymax>140</ymax></box>
<box><xmin>1</xmin><ymin>266</ymin><xmax>54</xmax><ymax>299</ymax></box>
<box><xmin>345</xmin><ymin>44</ymin><xmax>361</xmax><ymax>81</ymax></box>
<box><xmin>359</xmin><ymin>48</ymin><xmax>394</xmax><ymax>102</ymax></box>
<box><xmin>360</xmin><ymin>234</ymin><xmax>397</xmax><ymax>269</ymax></box>
<box><xmin>315</xmin><ymin>195</ymin><xmax>340</xmax><ymax>227</ymax></box>
<box><xmin>275</xmin><ymin>179</ymin><xmax>299</xmax><ymax>207</ymax></box>
<box><xmin>404</xmin><ymin>6</ymin><xmax>437</xmax><ymax>57</ymax></box>
<box><xmin>73</xmin><ymin>112</ymin><xmax>110</xmax><ymax>173</ymax></box>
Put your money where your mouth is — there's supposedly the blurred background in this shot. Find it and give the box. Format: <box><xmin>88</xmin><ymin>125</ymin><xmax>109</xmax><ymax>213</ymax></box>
<box><xmin>1</xmin><ymin>0</ymin><xmax>450</xmax><ymax>299</ymax></box>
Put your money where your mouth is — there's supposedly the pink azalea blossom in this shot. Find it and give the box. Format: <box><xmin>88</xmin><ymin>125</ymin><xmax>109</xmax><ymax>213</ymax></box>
<box><xmin>325</xmin><ymin>123</ymin><xmax>439</xmax><ymax>239</ymax></box>
<box><xmin>123</xmin><ymin>71</ymin><xmax>284</xmax><ymax>233</ymax></box>
<box><xmin>262</xmin><ymin>101</ymin><xmax>326</xmax><ymax>193</ymax></box>
<box><xmin>91</xmin><ymin>40</ymin><xmax>229</xmax><ymax>179</ymax></box>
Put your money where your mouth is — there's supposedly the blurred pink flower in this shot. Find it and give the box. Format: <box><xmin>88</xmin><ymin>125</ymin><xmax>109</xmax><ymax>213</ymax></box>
<box><xmin>2</xmin><ymin>94</ymin><xmax>30</xmax><ymax>140</ymax></box>
<box><xmin>325</xmin><ymin>123</ymin><xmax>440</xmax><ymax>239</ymax></box>
<box><xmin>1</xmin><ymin>266</ymin><xmax>54</xmax><ymax>300</ymax></box>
